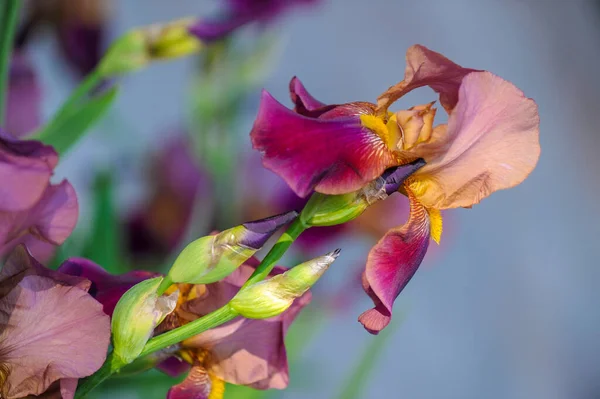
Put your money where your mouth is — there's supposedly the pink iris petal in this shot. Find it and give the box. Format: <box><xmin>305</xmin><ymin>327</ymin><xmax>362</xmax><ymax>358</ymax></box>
<box><xmin>0</xmin><ymin>131</ymin><xmax>58</xmax><ymax>212</ymax></box>
<box><xmin>0</xmin><ymin>247</ymin><xmax>110</xmax><ymax>398</ymax></box>
<box><xmin>359</xmin><ymin>193</ymin><xmax>431</xmax><ymax>334</ymax></box>
<box><xmin>0</xmin><ymin>181</ymin><xmax>79</xmax><ymax>260</ymax></box>
<box><xmin>166</xmin><ymin>362</ymin><xmax>212</xmax><ymax>399</ymax></box>
<box><xmin>57</xmin><ymin>258</ymin><xmax>158</xmax><ymax>317</ymax></box>
<box><xmin>60</xmin><ymin>378</ymin><xmax>79</xmax><ymax>399</ymax></box>
<box><xmin>377</xmin><ymin>44</ymin><xmax>478</xmax><ymax>113</ymax></box>
<box><xmin>251</xmin><ymin>90</ymin><xmax>396</xmax><ymax>197</ymax></box>
<box><xmin>410</xmin><ymin>71</ymin><xmax>541</xmax><ymax>209</ymax></box>
<box><xmin>182</xmin><ymin>263</ymin><xmax>310</xmax><ymax>390</ymax></box>
<box><xmin>288</xmin><ymin>76</ymin><xmax>327</xmax><ymax>115</ymax></box>
<box><xmin>7</xmin><ymin>52</ymin><xmax>41</xmax><ymax>138</ymax></box>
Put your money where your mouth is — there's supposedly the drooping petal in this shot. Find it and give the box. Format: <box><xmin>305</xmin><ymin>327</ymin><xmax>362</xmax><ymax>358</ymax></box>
<box><xmin>181</xmin><ymin>263</ymin><xmax>310</xmax><ymax>390</ymax></box>
<box><xmin>288</xmin><ymin>76</ymin><xmax>327</xmax><ymax>115</ymax></box>
<box><xmin>359</xmin><ymin>190</ymin><xmax>431</xmax><ymax>334</ymax></box>
<box><xmin>0</xmin><ymin>248</ymin><xmax>110</xmax><ymax>399</ymax></box>
<box><xmin>251</xmin><ymin>90</ymin><xmax>397</xmax><ymax>197</ymax></box>
<box><xmin>167</xmin><ymin>362</ymin><xmax>222</xmax><ymax>399</ymax></box>
<box><xmin>7</xmin><ymin>52</ymin><xmax>41</xmax><ymax>137</ymax></box>
<box><xmin>408</xmin><ymin>71</ymin><xmax>540</xmax><ymax>209</ymax></box>
<box><xmin>376</xmin><ymin>44</ymin><xmax>478</xmax><ymax>113</ymax></box>
<box><xmin>0</xmin><ymin>131</ymin><xmax>58</xmax><ymax>212</ymax></box>
<box><xmin>0</xmin><ymin>181</ymin><xmax>79</xmax><ymax>260</ymax></box>
<box><xmin>57</xmin><ymin>258</ymin><xmax>158</xmax><ymax>317</ymax></box>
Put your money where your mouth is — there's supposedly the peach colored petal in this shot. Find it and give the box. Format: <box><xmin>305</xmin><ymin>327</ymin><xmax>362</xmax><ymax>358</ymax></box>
<box><xmin>408</xmin><ymin>71</ymin><xmax>540</xmax><ymax>209</ymax></box>
<box><xmin>376</xmin><ymin>45</ymin><xmax>478</xmax><ymax>113</ymax></box>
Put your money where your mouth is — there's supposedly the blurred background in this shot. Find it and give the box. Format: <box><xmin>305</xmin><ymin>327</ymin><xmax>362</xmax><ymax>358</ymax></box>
<box><xmin>13</xmin><ymin>0</ymin><xmax>600</xmax><ymax>398</ymax></box>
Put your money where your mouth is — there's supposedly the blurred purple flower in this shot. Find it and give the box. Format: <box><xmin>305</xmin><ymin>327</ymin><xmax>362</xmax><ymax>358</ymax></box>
<box><xmin>126</xmin><ymin>136</ymin><xmax>211</xmax><ymax>259</ymax></box>
<box><xmin>0</xmin><ymin>131</ymin><xmax>78</xmax><ymax>261</ymax></box>
<box><xmin>6</xmin><ymin>52</ymin><xmax>41</xmax><ymax>138</ymax></box>
<box><xmin>190</xmin><ymin>0</ymin><xmax>320</xmax><ymax>42</ymax></box>
<box><xmin>0</xmin><ymin>246</ymin><xmax>110</xmax><ymax>399</ymax></box>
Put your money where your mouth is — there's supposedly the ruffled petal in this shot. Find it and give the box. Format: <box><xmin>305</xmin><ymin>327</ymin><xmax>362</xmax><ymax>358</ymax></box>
<box><xmin>288</xmin><ymin>76</ymin><xmax>327</xmax><ymax>115</ymax></box>
<box><xmin>0</xmin><ymin>131</ymin><xmax>58</xmax><ymax>212</ymax></box>
<box><xmin>377</xmin><ymin>44</ymin><xmax>478</xmax><ymax>113</ymax></box>
<box><xmin>166</xmin><ymin>362</ymin><xmax>217</xmax><ymax>399</ymax></box>
<box><xmin>408</xmin><ymin>71</ymin><xmax>540</xmax><ymax>209</ymax></box>
<box><xmin>359</xmin><ymin>190</ymin><xmax>431</xmax><ymax>334</ymax></box>
<box><xmin>0</xmin><ymin>181</ymin><xmax>79</xmax><ymax>259</ymax></box>
<box><xmin>57</xmin><ymin>258</ymin><xmax>158</xmax><ymax>317</ymax></box>
<box><xmin>0</xmin><ymin>248</ymin><xmax>110</xmax><ymax>398</ymax></box>
<box><xmin>251</xmin><ymin>90</ymin><xmax>397</xmax><ymax>197</ymax></box>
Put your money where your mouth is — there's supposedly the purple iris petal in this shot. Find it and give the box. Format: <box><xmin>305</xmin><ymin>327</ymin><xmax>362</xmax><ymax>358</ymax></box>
<box><xmin>7</xmin><ymin>52</ymin><xmax>41</xmax><ymax>137</ymax></box>
<box><xmin>240</xmin><ymin>210</ymin><xmax>297</xmax><ymax>249</ymax></box>
<box><xmin>0</xmin><ymin>246</ymin><xmax>110</xmax><ymax>398</ymax></box>
<box><xmin>57</xmin><ymin>23</ymin><xmax>103</xmax><ymax>77</ymax></box>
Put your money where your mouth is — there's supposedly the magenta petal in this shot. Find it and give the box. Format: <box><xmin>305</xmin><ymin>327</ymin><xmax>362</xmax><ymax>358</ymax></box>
<box><xmin>0</xmin><ymin>248</ymin><xmax>110</xmax><ymax>398</ymax></box>
<box><xmin>359</xmin><ymin>193</ymin><xmax>431</xmax><ymax>334</ymax></box>
<box><xmin>0</xmin><ymin>131</ymin><xmax>58</xmax><ymax>212</ymax></box>
<box><xmin>58</xmin><ymin>258</ymin><xmax>158</xmax><ymax>317</ymax></box>
<box><xmin>250</xmin><ymin>90</ymin><xmax>396</xmax><ymax>197</ymax></box>
<box><xmin>157</xmin><ymin>356</ymin><xmax>191</xmax><ymax>378</ymax></box>
<box><xmin>288</xmin><ymin>76</ymin><xmax>327</xmax><ymax>115</ymax></box>
<box><xmin>167</xmin><ymin>363</ymin><xmax>212</xmax><ymax>399</ymax></box>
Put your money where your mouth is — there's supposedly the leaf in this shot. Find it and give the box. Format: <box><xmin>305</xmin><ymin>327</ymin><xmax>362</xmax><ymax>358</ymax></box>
<box><xmin>34</xmin><ymin>86</ymin><xmax>118</xmax><ymax>155</ymax></box>
<box><xmin>82</xmin><ymin>170</ymin><xmax>124</xmax><ymax>273</ymax></box>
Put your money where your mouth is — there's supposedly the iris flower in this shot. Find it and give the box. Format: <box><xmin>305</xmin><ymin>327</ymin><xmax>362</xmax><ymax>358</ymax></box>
<box><xmin>61</xmin><ymin>258</ymin><xmax>310</xmax><ymax>398</ymax></box>
<box><xmin>6</xmin><ymin>52</ymin><xmax>41</xmax><ymax>138</ymax></box>
<box><xmin>0</xmin><ymin>131</ymin><xmax>78</xmax><ymax>260</ymax></box>
<box><xmin>251</xmin><ymin>45</ymin><xmax>540</xmax><ymax>333</ymax></box>
<box><xmin>189</xmin><ymin>0</ymin><xmax>320</xmax><ymax>43</ymax></box>
<box><xmin>0</xmin><ymin>246</ymin><xmax>110</xmax><ymax>399</ymax></box>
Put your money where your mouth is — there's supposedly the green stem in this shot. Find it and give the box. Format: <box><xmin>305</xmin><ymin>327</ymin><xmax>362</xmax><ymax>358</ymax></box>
<box><xmin>74</xmin><ymin>352</ymin><xmax>126</xmax><ymax>399</ymax></box>
<box><xmin>139</xmin><ymin>305</ymin><xmax>238</xmax><ymax>358</ymax></box>
<box><xmin>0</xmin><ymin>0</ymin><xmax>21</xmax><ymax>124</ymax></box>
<box><xmin>242</xmin><ymin>217</ymin><xmax>308</xmax><ymax>289</ymax></box>
<box><xmin>75</xmin><ymin>306</ymin><xmax>238</xmax><ymax>397</ymax></box>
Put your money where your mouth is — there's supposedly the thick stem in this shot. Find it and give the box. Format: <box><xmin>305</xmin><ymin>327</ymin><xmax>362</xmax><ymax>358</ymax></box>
<box><xmin>74</xmin><ymin>352</ymin><xmax>126</xmax><ymax>399</ymax></box>
<box><xmin>242</xmin><ymin>217</ymin><xmax>308</xmax><ymax>289</ymax></box>
<box><xmin>0</xmin><ymin>0</ymin><xmax>21</xmax><ymax>125</ymax></box>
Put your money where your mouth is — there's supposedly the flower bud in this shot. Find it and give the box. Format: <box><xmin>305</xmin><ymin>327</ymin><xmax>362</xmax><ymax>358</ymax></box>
<box><xmin>230</xmin><ymin>249</ymin><xmax>341</xmax><ymax>319</ymax></box>
<box><xmin>301</xmin><ymin>159</ymin><xmax>425</xmax><ymax>226</ymax></box>
<box><xmin>98</xmin><ymin>18</ymin><xmax>202</xmax><ymax>77</ymax></box>
<box><xmin>112</xmin><ymin>277</ymin><xmax>178</xmax><ymax>364</ymax></box>
<box><xmin>167</xmin><ymin>211</ymin><xmax>297</xmax><ymax>285</ymax></box>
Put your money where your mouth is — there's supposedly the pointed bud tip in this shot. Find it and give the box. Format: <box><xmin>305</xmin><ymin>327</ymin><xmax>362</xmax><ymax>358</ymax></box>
<box><xmin>382</xmin><ymin>158</ymin><xmax>426</xmax><ymax>195</ymax></box>
<box><xmin>328</xmin><ymin>248</ymin><xmax>342</xmax><ymax>259</ymax></box>
<box><xmin>241</xmin><ymin>211</ymin><xmax>298</xmax><ymax>249</ymax></box>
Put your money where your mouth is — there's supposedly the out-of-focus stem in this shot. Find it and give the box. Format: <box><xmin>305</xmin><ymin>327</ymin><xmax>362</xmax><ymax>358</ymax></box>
<box><xmin>0</xmin><ymin>0</ymin><xmax>21</xmax><ymax>124</ymax></box>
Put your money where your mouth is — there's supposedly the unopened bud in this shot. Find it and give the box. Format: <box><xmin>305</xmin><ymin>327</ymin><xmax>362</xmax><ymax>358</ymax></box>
<box><xmin>167</xmin><ymin>211</ymin><xmax>297</xmax><ymax>285</ymax></box>
<box><xmin>230</xmin><ymin>249</ymin><xmax>341</xmax><ymax>319</ymax></box>
<box><xmin>301</xmin><ymin>160</ymin><xmax>425</xmax><ymax>226</ymax></box>
<box><xmin>98</xmin><ymin>18</ymin><xmax>202</xmax><ymax>77</ymax></box>
<box><xmin>112</xmin><ymin>277</ymin><xmax>178</xmax><ymax>364</ymax></box>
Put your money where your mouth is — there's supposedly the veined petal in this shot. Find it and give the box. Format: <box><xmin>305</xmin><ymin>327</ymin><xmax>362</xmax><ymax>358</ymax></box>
<box><xmin>359</xmin><ymin>190</ymin><xmax>431</xmax><ymax>334</ymax></box>
<box><xmin>289</xmin><ymin>76</ymin><xmax>327</xmax><ymax>115</ymax></box>
<box><xmin>251</xmin><ymin>90</ymin><xmax>397</xmax><ymax>197</ymax></box>
<box><xmin>377</xmin><ymin>44</ymin><xmax>478</xmax><ymax>113</ymax></box>
<box><xmin>167</xmin><ymin>362</ymin><xmax>222</xmax><ymax>399</ymax></box>
<box><xmin>408</xmin><ymin>72</ymin><xmax>540</xmax><ymax>209</ymax></box>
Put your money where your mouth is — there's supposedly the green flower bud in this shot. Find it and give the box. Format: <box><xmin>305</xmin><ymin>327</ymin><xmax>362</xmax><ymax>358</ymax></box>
<box><xmin>167</xmin><ymin>212</ymin><xmax>296</xmax><ymax>285</ymax></box>
<box><xmin>98</xmin><ymin>18</ymin><xmax>202</xmax><ymax>77</ymax></box>
<box><xmin>112</xmin><ymin>277</ymin><xmax>178</xmax><ymax>364</ymax></box>
<box><xmin>230</xmin><ymin>249</ymin><xmax>341</xmax><ymax>319</ymax></box>
<box><xmin>301</xmin><ymin>160</ymin><xmax>426</xmax><ymax>227</ymax></box>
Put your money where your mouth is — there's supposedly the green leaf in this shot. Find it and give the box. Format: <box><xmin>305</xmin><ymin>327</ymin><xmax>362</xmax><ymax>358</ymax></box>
<box><xmin>34</xmin><ymin>86</ymin><xmax>118</xmax><ymax>155</ymax></box>
<box><xmin>82</xmin><ymin>171</ymin><xmax>124</xmax><ymax>273</ymax></box>
<box><xmin>337</xmin><ymin>316</ymin><xmax>404</xmax><ymax>399</ymax></box>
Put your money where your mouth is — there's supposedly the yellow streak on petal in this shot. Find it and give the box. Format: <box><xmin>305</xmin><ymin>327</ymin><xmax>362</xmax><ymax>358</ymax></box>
<box><xmin>360</xmin><ymin>114</ymin><xmax>400</xmax><ymax>150</ymax></box>
<box><xmin>208</xmin><ymin>375</ymin><xmax>226</xmax><ymax>399</ymax></box>
<box><xmin>427</xmin><ymin>208</ymin><xmax>443</xmax><ymax>244</ymax></box>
